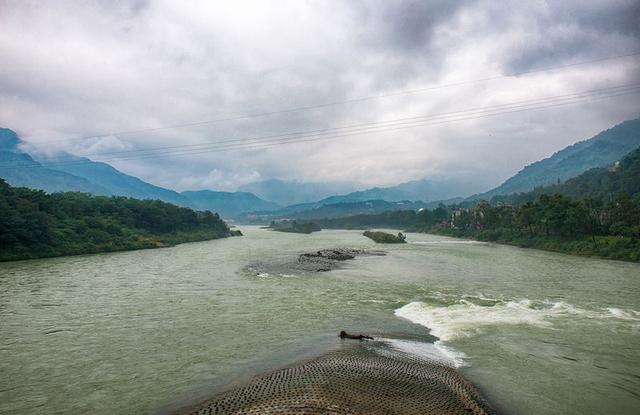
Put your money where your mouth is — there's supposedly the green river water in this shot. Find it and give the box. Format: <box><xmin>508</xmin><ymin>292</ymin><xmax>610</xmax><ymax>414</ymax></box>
<box><xmin>1</xmin><ymin>227</ymin><xmax>638</xmax><ymax>414</ymax></box>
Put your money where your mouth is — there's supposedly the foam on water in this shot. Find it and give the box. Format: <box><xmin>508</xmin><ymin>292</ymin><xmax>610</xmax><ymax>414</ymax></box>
<box><xmin>373</xmin><ymin>337</ymin><xmax>467</xmax><ymax>368</ymax></box>
<box><xmin>607</xmin><ymin>307</ymin><xmax>640</xmax><ymax>320</ymax></box>
<box><xmin>395</xmin><ymin>298</ymin><xmax>640</xmax><ymax>342</ymax></box>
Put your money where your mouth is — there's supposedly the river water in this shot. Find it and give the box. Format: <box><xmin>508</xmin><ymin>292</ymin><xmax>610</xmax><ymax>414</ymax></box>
<box><xmin>1</xmin><ymin>227</ymin><xmax>638</xmax><ymax>414</ymax></box>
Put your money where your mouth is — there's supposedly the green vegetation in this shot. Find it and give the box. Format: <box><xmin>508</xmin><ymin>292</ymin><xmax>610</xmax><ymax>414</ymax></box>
<box><xmin>490</xmin><ymin>145</ymin><xmax>640</xmax><ymax>205</ymax></box>
<box><xmin>437</xmin><ymin>195</ymin><xmax>639</xmax><ymax>261</ymax></box>
<box><xmin>472</xmin><ymin>118</ymin><xmax>640</xmax><ymax>199</ymax></box>
<box><xmin>363</xmin><ymin>230</ymin><xmax>407</xmax><ymax>244</ymax></box>
<box><xmin>268</xmin><ymin>220</ymin><xmax>321</xmax><ymax>234</ymax></box>
<box><xmin>310</xmin><ymin>148</ymin><xmax>640</xmax><ymax>261</ymax></box>
<box><xmin>0</xmin><ymin>180</ymin><xmax>240</xmax><ymax>261</ymax></box>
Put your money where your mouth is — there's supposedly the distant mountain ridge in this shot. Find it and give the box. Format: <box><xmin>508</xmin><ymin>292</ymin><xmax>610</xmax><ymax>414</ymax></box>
<box><xmin>492</xmin><ymin>146</ymin><xmax>640</xmax><ymax>205</ymax></box>
<box><xmin>242</xmin><ymin>199</ymin><xmax>427</xmax><ymax>222</ymax></box>
<box><xmin>38</xmin><ymin>153</ymin><xmax>190</xmax><ymax>207</ymax></box>
<box><xmin>471</xmin><ymin>118</ymin><xmax>640</xmax><ymax>200</ymax></box>
<box><xmin>181</xmin><ymin>190</ymin><xmax>280</xmax><ymax>217</ymax></box>
<box><xmin>240</xmin><ymin>176</ymin><xmax>482</xmax><ymax>207</ymax></box>
<box><xmin>0</xmin><ymin>128</ymin><xmax>276</xmax><ymax>217</ymax></box>
<box><xmin>316</xmin><ymin>176</ymin><xmax>480</xmax><ymax>205</ymax></box>
<box><xmin>3</xmin><ymin>118</ymin><xmax>639</xmax><ymax>219</ymax></box>
<box><xmin>0</xmin><ymin>129</ymin><xmax>111</xmax><ymax>195</ymax></box>
<box><xmin>238</xmin><ymin>179</ymin><xmax>361</xmax><ymax>205</ymax></box>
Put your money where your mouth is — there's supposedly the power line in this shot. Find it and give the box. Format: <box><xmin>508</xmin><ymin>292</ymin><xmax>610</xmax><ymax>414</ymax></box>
<box><xmin>4</xmin><ymin>85</ymin><xmax>638</xmax><ymax>170</ymax></box>
<box><xmin>82</xmin><ymin>88</ymin><xmax>640</xmax><ymax>160</ymax></box>
<box><xmin>9</xmin><ymin>85</ymin><xmax>640</xmax><ymax>167</ymax></box>
<box><xmin>25</xmin><ymin>50</ymin><xmax>640</xmax><ymax>144</ymax></box>
<box><xmin>11</xmin><ymin>82</ymin><xmax>640</xmax><ymax>163</ymax></box>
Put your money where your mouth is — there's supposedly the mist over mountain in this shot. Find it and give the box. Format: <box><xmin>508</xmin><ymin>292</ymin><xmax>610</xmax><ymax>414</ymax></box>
<box><xmin>237</xmin><ymin>179</ymin><xmax>361</xmax><ymax>205</ymax></box>
<box><xmin>0</xmin><ymin>128</ymin><xmax>20</xmax><ymax>151</ymax></box>
<box><xmin>181</xmin><ymin>190</ymin><xmax>280</xmax><ymax>218</ymax></box>
<box><xmin>37</xmin><ymin>153</ymin><xmax>190</xmax><ymax>207</ymax></box>
<box><xmin>316</xmin><ymin>177</ymin><xmax>481</xmax><ymax>205</ymax></box>
<box><xmin>239</xmin><ymin>175</ymin><xmax>482</xmax><ymax>209</ymax></box>
<box><xmin>2</xmin><ymin>118</ymin><xmax>639</xmax><ymax>220</ymax></box>
<box><xmin>0</xmin><ymin>127</ymin><xmax>288</xmax><ymax>218</ymax></box>
<box><xmin>471</xmin><ymin>118</ymin><xmax>640</xmax><ymax>200</ymax></box>
<box><xmin>0</xmin><ymin>129</ymin><xmax>112</xmax><ymax>195</ymax></box>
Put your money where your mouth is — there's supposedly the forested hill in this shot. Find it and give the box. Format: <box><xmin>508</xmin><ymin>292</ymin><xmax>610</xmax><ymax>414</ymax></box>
<box><xmin>472</xmin><ymin>118</ymin><xmax>640</xmax><ymax>199</ymax></box>
<box><xmin>491</xmin><ymin>147</ymin><xmax>640</xmax><ymax>205</ymax></box>
<box><xmin>0</xmin><ymin>180</ymin><xmax>240</xmax><ymax>261</ymax></box>
<box><xmin>308</xmin><ymin>149</ymin><xmax>640</xmax><ymax>261</ymax></box>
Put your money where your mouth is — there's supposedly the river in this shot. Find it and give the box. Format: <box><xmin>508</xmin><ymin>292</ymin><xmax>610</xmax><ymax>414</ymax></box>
<box><xmin>1</xmin><ymin>226</ymin><xmax>638</xmax><ymax>414</ymax></box>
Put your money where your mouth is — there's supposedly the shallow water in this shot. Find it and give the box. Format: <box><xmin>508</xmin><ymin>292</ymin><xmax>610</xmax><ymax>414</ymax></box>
<box><xmin>1</xmin><ymin>227</ymin><xmax>638</xmax><ymax>414</ymax></box>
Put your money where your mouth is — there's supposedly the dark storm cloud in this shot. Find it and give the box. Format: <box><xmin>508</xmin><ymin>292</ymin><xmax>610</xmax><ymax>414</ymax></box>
<box><xmin>355</xmin><ymin>0</ymin><xmax>470</xmax><ymax>51</ymax></box>
<box><xmin>498</xmin><ymin>0</ymin><xmax>640</xmax><ymax>73</ymax></box>
<box><xmin>343</xmin><ymin>0</ymin><xmax>471</xmax><ymax>89</ymax></box>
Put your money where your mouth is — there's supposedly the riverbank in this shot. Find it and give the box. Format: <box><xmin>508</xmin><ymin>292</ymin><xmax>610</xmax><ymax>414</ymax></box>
<box><xmin>1</xmin><ymin>229</ymin><xmax>242</xmax><ymax>262</ymax></box>
<box><xmin>430</xmin><ymin>228</ymin><xmax>639</xmax><ymax>262</ymax></box>
<box><xmin>314</xmin><ymin>221</ymin><xmax>639</xmax><ymax>261</ymax></box>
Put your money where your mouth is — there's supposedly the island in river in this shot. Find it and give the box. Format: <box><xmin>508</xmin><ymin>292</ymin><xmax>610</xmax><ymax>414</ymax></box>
<box><xmin>363</xmin><ymin>230</ymin><xmax>407</xmax><ymax>243</ymax></box>
<box><xmin>268</xmin><ymin>219</ymin><xmax>322</xmax><ymax>234</ymax></box>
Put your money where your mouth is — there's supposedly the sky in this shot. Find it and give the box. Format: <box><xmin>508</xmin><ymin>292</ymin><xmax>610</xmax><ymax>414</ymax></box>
<box><xmin>1</xmin><ymin>0</ymin><xmax>639</xmax><ymax>192</ymax></box>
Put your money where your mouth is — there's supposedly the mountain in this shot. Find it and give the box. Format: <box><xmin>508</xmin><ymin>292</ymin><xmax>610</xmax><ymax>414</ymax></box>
<box><xmin>472</xmin><ymin>118</ymin><xmax>640</xmax><ymax>200</ymax></box>
<box><xmin>492</xmin><ymin>146</ymin><xmax>640</xmax><ymax>205</ymax></box>
<box><xmin>248</xmin><ymin>177</ymin><xmax>475</xmax><ymax>218</ymax></box>
<box><xmin>181</xmin><ymin>190</ymin><xmax>280</xmax><ymax>217</ymax></box>
<box><xmin>0</xmin><ymin>129</ymin><xmax>112</xmax><ymax>194</ymax></box>
<box><xmin>1</xmin><ymin>127</ymin><xmax>189</xmax><ymax>202</ymax></box>
<box><xmin>317</xmin><ymin>177</ymin><xmax>480</xmax><ymax>205</ymax></box>
<box><xmin>1</xmin><ymin>128</ymin><xmax>275</xmax><ymax>217</ymax></box>
<box><xmin>38</xmin><ymin>153</ymin><xmax>190</xmax><ymax>207</ymax></box>
<box><xmin>289</xmin><ymin>200</ymin><xmax>426</xmax><ymax>220</ymax></box>
<box><xmin>240</xmin><ymin>176</ymin><xmax>480</xmax><ymax>207</ymax></box>
<box><xmin>0</xmin><ymin>128</ymin><xmax>20</xmax><ymax>151</ymax></box>
<box><xmin>242</xmin><ymin>199</ymin><xmax>427</xmax><ymax>222</ymax></box>
<box><xmin>238</xmin><ymin>179</ymin><xmax>361</xmax><ymax>205</ymax></box>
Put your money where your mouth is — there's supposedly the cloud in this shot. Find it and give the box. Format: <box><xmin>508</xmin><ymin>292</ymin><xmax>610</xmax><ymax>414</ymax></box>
<box><xmin>175</xmin><ymin>168</ymin><xmax>262</xmax><ymax>192</ymax></box>
<box><xmin>0</xmin><ymin>0</ymin><xmax>638</xmax><ymax>192</ymax></box>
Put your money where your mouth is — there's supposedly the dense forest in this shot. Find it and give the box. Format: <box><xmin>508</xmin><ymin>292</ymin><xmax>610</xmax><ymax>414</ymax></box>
<box><xmin>312</xmin><ymin>148</ymin><xmax>640</xmax><ymax>261</ymax></box>
<box><xmin>0</xmin><ymin>180</ymin><xmax>240</xmax><ymax>261</ymax></box>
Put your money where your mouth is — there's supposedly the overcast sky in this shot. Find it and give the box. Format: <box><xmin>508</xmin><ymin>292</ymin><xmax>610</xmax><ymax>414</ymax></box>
<box><xmin>1</xmin><ymin>0</ymin><xmax>639</xmax><ymax>192</ymax></box>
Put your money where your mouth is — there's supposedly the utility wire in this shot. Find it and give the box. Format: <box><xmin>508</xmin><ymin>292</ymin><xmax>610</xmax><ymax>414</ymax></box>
<box><xmin>17</xmin><ymin>83</ymin><xmax>640</xmax><ymax>162</ymax></box>
<box><xmin>10</xmin><ymin>83</ymin><xmax>640</xmax><ymax>163</ymax></box>
<box><xmin>25</xmin><ymin>50</ymin><xmax>640</xmax><ymax>144</ymax></box>
<box><xmin>4</xmin><ymin>85</ymin><xmax>638</xmax><ymax>170</ymax></box>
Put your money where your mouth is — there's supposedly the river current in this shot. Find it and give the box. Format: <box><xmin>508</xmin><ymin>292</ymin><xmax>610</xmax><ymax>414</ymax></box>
<box><xmin>1</xmin><ymin>227</ymin><xmax>638</xmax><ymax>414</ymax></box>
